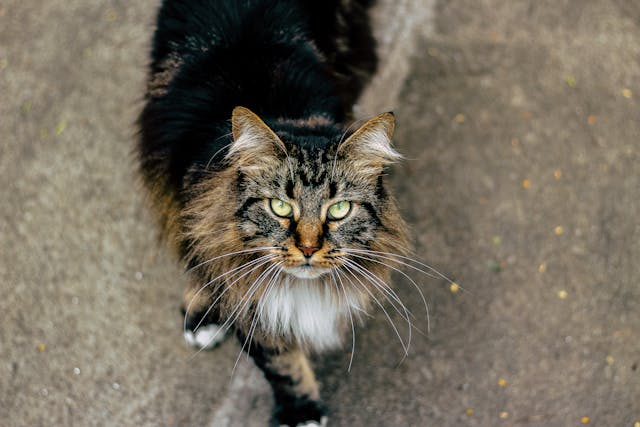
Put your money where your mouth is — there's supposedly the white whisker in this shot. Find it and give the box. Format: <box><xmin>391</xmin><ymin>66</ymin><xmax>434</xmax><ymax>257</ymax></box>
<box><xmin>236</xmin><ymin>261</ymin><xmax>284</xmax><ymax>370</ymax></box>
<box><xmin>186</xmin><ymin>246</ymin><xmax>278</xmax><ymax>273</ymax></box>
<box><xmin>335</xmin><ymin>264</ymin><xmax>409</xmax><ymax>357</ymax></box>
<box><xmin>186</xmin><ymin>255</ymin><xmax>277</xmax><ymax>335</ymax></box>
<box><xmin>338</xmin><ymin>260</ymin><xmax>413</xmax><ymax>358</ymax></box>
<box><xmin>205</xmin><ymin>138</ymin><xmax>232</xmax><ymax>170</ymax></box>
<box><xmin>342</xmin><ymin>253</ymin><xmax>431</xmax><ymax>334</ymax></box>
<box><xmin>331</xmin><ymin>270</ymin><xmax>356</xmax><ymax>372</ymax></box>
<box><xmin>190</xmin><ymin>261</ymin><xmax>283</xmax><ymax>360</ymax></box>
<box><xmin>340</xmin><ymin>258</ymin><xmax>414</xmax><ymax>323</ymax></box>
<box><xmin>341</xmin><ymin>248</ymin><xmax>457</xmax><ymax>287</ymax></box>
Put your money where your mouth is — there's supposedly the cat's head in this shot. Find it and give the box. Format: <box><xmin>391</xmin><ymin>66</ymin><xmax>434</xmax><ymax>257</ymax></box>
<box><xmin>185</xmin><ymin>107</ymin><xmax>408</xmax><ymax>281</ymax></box>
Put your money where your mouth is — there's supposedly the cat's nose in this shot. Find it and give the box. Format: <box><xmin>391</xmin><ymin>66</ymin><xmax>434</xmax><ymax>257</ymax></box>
<box><xmin>298</xmin><ymin>245</ymin><xmax>320</xmax><ymax>257</ymax></box>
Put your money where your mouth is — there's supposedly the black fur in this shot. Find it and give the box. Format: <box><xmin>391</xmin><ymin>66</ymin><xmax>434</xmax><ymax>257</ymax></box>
<box><xmin>139</xmin><ymin>0</ymin><xmax>377</xmax><ymax>202</ymax></box>
<box><xmin>239</xmin><ymin>331</ymin><xmax>329</xmax><ymax>426</ymax></box>
<box><xmin>139</xmin><ymin>1</ymin><xmax>379</xmax><ymax>425</ymax></box>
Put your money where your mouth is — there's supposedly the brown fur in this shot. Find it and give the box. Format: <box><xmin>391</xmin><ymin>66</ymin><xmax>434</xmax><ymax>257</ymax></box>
<box><xmin>179</xmin><ymin>109</ymin><xmax>408</xmax><ymax>352</ymax></box>
<box><xmin>147</xmin><ymin>53</ymin><xmax>183</xmax><ymax>98</ymax></box>
<box><xmin>138</xmin><ymin>1</ymin><xmax>395</xmax><ymax>423</ymax></box>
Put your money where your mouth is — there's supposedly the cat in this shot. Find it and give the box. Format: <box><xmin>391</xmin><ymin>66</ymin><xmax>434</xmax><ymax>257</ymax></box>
<box><xmin>138</xmin><ymin>0</ymin><xmax>410</xmax><ymax>425</ymax></box>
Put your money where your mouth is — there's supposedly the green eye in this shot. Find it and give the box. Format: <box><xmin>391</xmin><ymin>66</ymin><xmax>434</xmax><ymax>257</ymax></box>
<box><xmin>270</xmin><ymin>199</ymin><xmax>293</xmax><ymax>217</ymax></box>
<box><xmin>327</xmin><ymin>201</ymin><xmax>351</xmax><ymax>220</ymax></box>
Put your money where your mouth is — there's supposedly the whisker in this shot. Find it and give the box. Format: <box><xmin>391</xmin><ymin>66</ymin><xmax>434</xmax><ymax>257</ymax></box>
<box><xmin>205</xmin><ymin>139</ymin><xmax>232</xmax><ymax>170</ymax></box>
<box><xmin>184</xmin><ymin>254</ymin><xmax>277</xmax><ymax>330</ymax></box>
<box><xmin>184</xmin><ymin>254</ymin><xmax>277</xmax><ymax>335</ymax></box>
<box><xmin>190</xmin><ymin>261</ymin><xmax>283</xmax><ymax>360</ymax></box>
<box><xmin>331</xmin><ymin>270</ymin><xmax>356</xmax><ymax>372</ymax></box>
<box><xmin>335</xmin><ymin>264</ymin><xmax>409</xmax><ymax>357</ymax></box>
<box><xmin>186</xmin><ymin>246</ymin><xmax>279</xmax><ymax>273</ymax></box>
<box><xmin>343</xmin><ymin>248</ymin><xmax>471</xmax><ymax>295</ymax></box>
<box><xmin>341</xmin><ymin>257</ymin><xmax>429</xmax><ymax>340</ymax></box>
<box><xmin>340</xmin><ymin>257</ymin><xmax>414</xmax><ymax>323</ymax></box>
<box><xmin>187</xmin><ymin>255</ymin><xmax>277</xmax><ymax>334</ymax></box>
<box><xmin>232</xmin><ymin>262</ymin><xmax>284</xmax><ymax>376</ymax></box>
<box><xmin>252</xmin><ymin>265</ymin><xmax>285</xmax><ymax>354</ymax></box>
<box><xmin>341</xmin><ymin>248</ymin><xmax>452</xmax><ymax>282</ymax></box>
<box><xmin>338</xmin><ymin>261</ymin><xmax>413</xmax><ymax>359</ymax></box>
<box><xmin>230</xmin><ymin>261</ymin><xmax>284</xmax><ymax>327</ymax></box>
<box><xmin>342</xmin><ymin>253</ymin><xmax>431</xmax><ymax>334</ymax></box>
<box><xmin>242</xmin><ymin>266</ymin><xmax>283</xmax><ymax>363</ymax></box>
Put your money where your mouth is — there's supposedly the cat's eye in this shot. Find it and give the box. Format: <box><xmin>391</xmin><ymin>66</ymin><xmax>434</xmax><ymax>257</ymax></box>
<box><xmin>270</xmin><ymin>199</ymin><xmax>293</xmax><ymax>218</ymax></box>
<box><xmin>327</xmin><ymin>201</ymin><xmax>351</xmax><ymax>220</ymax></box>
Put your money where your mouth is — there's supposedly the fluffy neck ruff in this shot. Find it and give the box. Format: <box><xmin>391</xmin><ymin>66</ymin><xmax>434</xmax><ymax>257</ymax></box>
<box><xmin>258</xmin><ymin>274</ymin><xmax>365</xmax><ymax>351</ymax></box>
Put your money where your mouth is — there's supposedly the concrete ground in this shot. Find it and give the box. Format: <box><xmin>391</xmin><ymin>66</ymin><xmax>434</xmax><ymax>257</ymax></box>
<box><xmin>1</xmin><ymin>0</ymin><xmax>638</xmax><ymax>426</ymax></box>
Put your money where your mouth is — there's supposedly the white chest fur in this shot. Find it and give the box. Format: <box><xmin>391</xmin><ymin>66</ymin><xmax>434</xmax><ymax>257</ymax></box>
<box><xmin>258</xmin><ymin>275</ymin><xmax>362</xmax><ymax>351</ymax></box>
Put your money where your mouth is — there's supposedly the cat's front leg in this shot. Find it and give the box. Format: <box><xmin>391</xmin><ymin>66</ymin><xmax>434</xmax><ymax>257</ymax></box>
<box><xmin>241</xmin><ymin>333</ymin><xmax>328</xmax><ymax>427</ymax></box>
<box><xmin>182</xmin><ymin>288</ymin><xmax>229</xmax><ymax>350</ymax></box>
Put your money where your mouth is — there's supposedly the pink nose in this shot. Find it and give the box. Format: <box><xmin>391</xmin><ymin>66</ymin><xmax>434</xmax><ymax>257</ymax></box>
<box><xmin>298</xmin><ymin>246</ymin><xmax>320</xmax><ymax>257</ymax></box>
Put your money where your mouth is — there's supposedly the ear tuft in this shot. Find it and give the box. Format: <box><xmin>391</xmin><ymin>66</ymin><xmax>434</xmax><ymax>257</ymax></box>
<box><xmin>339</xmin><ymin>112</ymin><xmax>402</xmax><ymax>165</ymax></box>
<box><xmin>227</xmin><ymin>106</ymin><xmax>287</xmax><ymax>166</ymax></box>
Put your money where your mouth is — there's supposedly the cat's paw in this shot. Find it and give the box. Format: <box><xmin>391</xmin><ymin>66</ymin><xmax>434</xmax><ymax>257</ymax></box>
<box><xmin>275</xmin><ymin>398</ymin><xmax>327</xmax><ymax>427</ymax></box>
<box><xmin>280</xmin><ymin>417</ymin><xmax>328</xmax><ymax>427</ymax></box>
<box><xmin>183</xmin><ymin>323</ymin><xmax>228</xmax><ymax>350</ymax></box>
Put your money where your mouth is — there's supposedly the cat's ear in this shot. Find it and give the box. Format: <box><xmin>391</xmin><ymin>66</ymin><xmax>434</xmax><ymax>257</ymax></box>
<box><xmin>227</xmin><ymin>106</ymin><xmax>287</xmax><ymax>170</ymax></box>
<box><xmin>339</xmin><ymin>113</ymin><xmax>402</xmax><ymax>172</ymax></box>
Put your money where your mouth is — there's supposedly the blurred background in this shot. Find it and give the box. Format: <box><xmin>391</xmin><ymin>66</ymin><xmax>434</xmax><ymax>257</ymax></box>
<box><xmin>1</xmin><ymin>0</ymin><xmax>638</xmax><ymax>426</ymax></box>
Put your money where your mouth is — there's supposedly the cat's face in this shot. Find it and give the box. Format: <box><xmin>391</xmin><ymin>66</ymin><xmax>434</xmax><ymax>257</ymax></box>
<box><xmin>225</xmin><ymin>107</ymin><xmax>407</xmax><ymax>279</ymax></box>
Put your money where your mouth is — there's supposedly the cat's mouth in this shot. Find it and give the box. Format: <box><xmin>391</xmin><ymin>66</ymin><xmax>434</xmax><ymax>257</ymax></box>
<box><xmin>283</xmin><ymin>265</ymin><xmax>332</xmax><ymax>279</ymax></box>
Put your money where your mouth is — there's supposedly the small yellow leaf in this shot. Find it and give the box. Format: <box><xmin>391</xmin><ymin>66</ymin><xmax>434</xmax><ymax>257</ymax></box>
<box><xmin>105</xmin><ymin>9</ymin><xmax>118</xmax><ymax>22</ymax></box>
<box><xmin>55</xmin><ymin>120</ymin><xmax>67</xmax><ymax>136</ymax></box>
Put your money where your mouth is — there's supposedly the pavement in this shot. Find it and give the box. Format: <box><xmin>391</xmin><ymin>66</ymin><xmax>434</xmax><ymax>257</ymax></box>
<box><xmin>1</xmin><ymin>0</ymin><xmax>639</xmax><ymax>426</ymax></box>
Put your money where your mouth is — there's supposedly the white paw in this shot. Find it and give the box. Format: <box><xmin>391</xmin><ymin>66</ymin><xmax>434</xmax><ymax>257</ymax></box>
<box><xmin>183</xmin><ymin>324</ymin><xmax>227</xmax><ymax>350</ymax></box>
<box><xmin>281</xmin><ymin>417</ymin><xmax>328</xmax><ymax>427</ymax></box>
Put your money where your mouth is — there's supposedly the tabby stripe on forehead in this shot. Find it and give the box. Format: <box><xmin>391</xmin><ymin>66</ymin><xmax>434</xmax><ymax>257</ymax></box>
<box><xmin>299</xmin><ymin>167</ymin><xmax>327</xmax><ymax>188</ymax></box>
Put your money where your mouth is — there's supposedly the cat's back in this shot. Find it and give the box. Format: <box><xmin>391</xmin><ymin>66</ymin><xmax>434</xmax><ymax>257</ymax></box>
<box><xmin>151</xmin><ymin>0</ymin><xmax>305</xmax><ymax>64</ymax></box>
<box><xmin>148</xmin><ymin>0</ymin><xmax>376</xmax><ymax>110</ymax></box>
<box><xmin>139</xmin><ymin>0</ymin><xmax>377</xmax><ymax>197</ymax></box>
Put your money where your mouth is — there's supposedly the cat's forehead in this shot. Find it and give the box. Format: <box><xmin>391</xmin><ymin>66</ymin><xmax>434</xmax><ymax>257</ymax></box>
<box><xmin>278</xmin><ymin>135</ymin><xmax>339</xmax><ymax>185</ymax></box>
<box><xmin>271</xmin><ymin>149</ymin><xmax>372</xmax><ymax>204</ymax></box>
<box><xmin>257</xmin><ymin>129</ymin><xmax>379</xmax><ymax>201</ymax></box>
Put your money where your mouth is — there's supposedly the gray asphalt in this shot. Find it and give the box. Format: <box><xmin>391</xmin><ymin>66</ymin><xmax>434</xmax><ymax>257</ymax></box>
<box><xmin>1</xmin><ymin>1</ymin><xmax>639</xmax><ymax>426</ymax></box>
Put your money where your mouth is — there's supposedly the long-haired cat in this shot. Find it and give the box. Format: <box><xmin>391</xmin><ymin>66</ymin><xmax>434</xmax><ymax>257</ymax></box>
<box><xmin>138</xmin><ymin>0</ymin><xmax>411</xmax><ymax>425</ymax></box>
